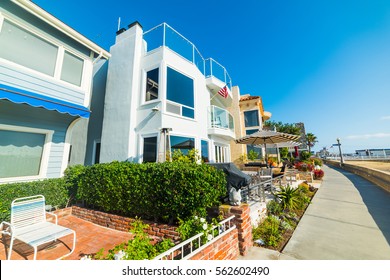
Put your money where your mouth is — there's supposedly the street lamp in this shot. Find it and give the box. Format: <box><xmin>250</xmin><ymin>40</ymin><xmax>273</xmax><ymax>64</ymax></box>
<box><xmin>336</xmin><ymin>138</ymin><xmax>344</xmax><ymax>165</ymax></box>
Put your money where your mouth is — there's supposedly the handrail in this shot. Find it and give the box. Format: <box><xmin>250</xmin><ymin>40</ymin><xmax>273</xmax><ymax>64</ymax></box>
<box><xmin>143</xmin><ymin>23</ymin><xmax>231</xmax><ymax>86</ymax></box>
<box><xmin>153</xmin><ymin>215</ymin><xmax>236</xmax><ymax>260</ymax></box>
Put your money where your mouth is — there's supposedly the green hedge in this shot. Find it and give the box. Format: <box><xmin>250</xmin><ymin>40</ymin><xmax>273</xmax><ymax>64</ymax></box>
<box><xmin>0</xmin><ymin>178</ymin><xmax>70</xmax><ymax>222</ymax></box>
<box><xmin>72</xmin><ymin>161</ymin><xmax>227</xmax><ymax>222</ymax></box>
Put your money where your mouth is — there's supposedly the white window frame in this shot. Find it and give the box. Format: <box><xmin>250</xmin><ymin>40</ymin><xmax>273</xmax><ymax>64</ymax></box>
<box><xmin>165</xmin><ymin>65</ymin><xmax>196</xmax><ymax>120</ymax></box>
<box><xmin>142</xmin><ymin>64</ymin><xmax>161</xmax><ymax>106</ymax></box>
<box><xmin>0</xmin><ymin>13</ymin><xmax>90</xmax><ymax>91</ymax></box>
<box><xmin>214</xmin><ymin>143</ymin><xmax>230</xmax><ymax>163</ymax></box>
<box><xmin>0</xmin><ymin>124</ymin><xmax>53</xmax><ymax>183</ymax></box>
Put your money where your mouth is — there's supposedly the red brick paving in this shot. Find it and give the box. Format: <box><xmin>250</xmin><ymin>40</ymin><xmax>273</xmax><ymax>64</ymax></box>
<box><xmin>0</xmin><ymin>215</ymin><xmax>133</xmax><ymax>260</ymax></box>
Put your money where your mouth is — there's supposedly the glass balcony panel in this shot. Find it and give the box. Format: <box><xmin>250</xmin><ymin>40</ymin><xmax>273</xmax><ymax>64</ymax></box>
<box><xmin>225</xmin><ymin>73</ymin><xmax>232</xmax><ymax>90</ymax></box>
<box><xmin>205</xmin><ymin>59</ymin><xmax>212</xmax><ymax>77</ymax></box>
<box><xmin>194</xmin><ymin>47</ymin><xmax>204</xmax><ymax>74</ymax></box>
<box><xmin>165</xmin><ymin>25</ymin><xmax>193</xmax><ymax>62</ymax></box>
<box><xmin>229</xmin><ymin>114</ymin><xmax>234</xmax><ymax>130</ymax></box>
<box><xmin>143</xmin><ymin>25</ymin><xmax>164</xmax><ymax>53</ymax></box>
<box><xmin>209</xmin><ymin>106</ymin><xmax>234</xmax><ymax>131</ymax></box>
<box><xmin>211</xmin><ymin>60</ymin><xmax>226</xmax><ymax>83</ymax></box>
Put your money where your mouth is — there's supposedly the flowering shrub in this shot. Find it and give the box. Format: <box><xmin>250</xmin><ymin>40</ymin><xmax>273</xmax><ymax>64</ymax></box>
<box><xmin>176</xmin><ymin>215</ymin><xmax>220</xmax><ymax>244</ymax></box>
<box><xmin>93</xmin><ymin>219</ymin><xmax>174</xmax><ymax>260</ymax></box>
<box><xmin>313</xmin><ymin>169</ymin><xmax>324</xmax><ymax>180</ymax></box>
<box><xmin>294</xmin><ymin>162</ymin><xmax>314</xmax><ymax>172</ymax></box>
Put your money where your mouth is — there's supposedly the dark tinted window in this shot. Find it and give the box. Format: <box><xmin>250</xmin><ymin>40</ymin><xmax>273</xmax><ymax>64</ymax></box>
<box><xmin>143</xmin><ymin>136</ymin><xmax>157</xmax><ymax>162</ymax></box>
<box><xmin>146</xmin><ymin>68</ymin><xmax>159</xmax><ymax>101</ymax></box>
<box><xmin>244</xmin><ymin>110</ymin><xmax>259</xmax><ymax>127</ymax></box>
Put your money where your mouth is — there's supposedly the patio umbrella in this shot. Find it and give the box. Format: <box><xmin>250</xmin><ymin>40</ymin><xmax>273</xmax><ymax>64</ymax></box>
<box><xmin>235</xmin><ymin>130</ymin><xmax>300</xmax><ymax>163</ymax></box>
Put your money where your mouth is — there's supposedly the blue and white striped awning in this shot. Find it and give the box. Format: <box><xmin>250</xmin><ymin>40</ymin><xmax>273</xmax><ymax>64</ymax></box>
<box><xmin>0</xmin><ymin>83</ymin><xmax>90</xmax><ymax>118</ymax></box>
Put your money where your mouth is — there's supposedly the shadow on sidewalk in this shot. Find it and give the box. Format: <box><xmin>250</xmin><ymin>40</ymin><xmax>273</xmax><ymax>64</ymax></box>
<box><xmin>327</xmin><ymin>165</ymin><xmax>390</xmax><ymax>246</ymax></box>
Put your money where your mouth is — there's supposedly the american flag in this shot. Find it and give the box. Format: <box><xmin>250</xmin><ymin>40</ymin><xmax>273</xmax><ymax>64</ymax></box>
<box><xmin>217</xmin><ymin>86</ymin><xmax>228</xmax><ymax>98</ymax></box>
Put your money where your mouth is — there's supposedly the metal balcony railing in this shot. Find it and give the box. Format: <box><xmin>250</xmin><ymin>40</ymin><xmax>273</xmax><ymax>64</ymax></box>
<box><xmin>143</xmin><ymin>23</ymin><xmax>232</xmax><ymax>89</ymax></box>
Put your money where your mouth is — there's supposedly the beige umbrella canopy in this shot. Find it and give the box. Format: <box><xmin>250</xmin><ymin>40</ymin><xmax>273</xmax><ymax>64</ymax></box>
<box><xmin>235</xmin><ymin>130</ymin><xmax>300</xmax><ymax>162</ymax></box>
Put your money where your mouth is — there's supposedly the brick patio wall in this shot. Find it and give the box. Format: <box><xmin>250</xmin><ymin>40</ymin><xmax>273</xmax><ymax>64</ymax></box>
<box><xmin>189</xmin><ymin>227</ymin><xmax>239</xmax><ymax>260</ymax></box>
<box><xmin>219</xmin><ymin>204</ymin><xmax>252</xmax><ymax>256</ymax></box>
<box><xmin>70</xmin><ymin>206</ymin><xmax>180</xmax><ymax>242</ymax></box>
<box><xmin>51</xmin><ymin>204</ymin><xmax>252</xmax><ymax>259</ymax></box>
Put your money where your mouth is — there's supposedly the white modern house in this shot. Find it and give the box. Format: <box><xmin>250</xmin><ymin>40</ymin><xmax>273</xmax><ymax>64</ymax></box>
<box><xmin>98</xmin><ymin>22</ymin><xmax>235</xmax><ymax>164</ymax></box>
<box><xmin>0</xmin><ymin>0</ymin><xmax>109</xmax><ymax>183</ymax></box>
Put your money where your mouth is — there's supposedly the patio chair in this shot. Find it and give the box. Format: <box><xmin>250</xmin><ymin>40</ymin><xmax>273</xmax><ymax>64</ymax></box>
<box><xmin>0</xmin><ymin>195</ymin><xmax>76</xmax><ymax>260</ymax></box>
<box><xmin>259</xmin><ymin>168</ymin><xmax>273</xmax><ymax>181</ymax></box>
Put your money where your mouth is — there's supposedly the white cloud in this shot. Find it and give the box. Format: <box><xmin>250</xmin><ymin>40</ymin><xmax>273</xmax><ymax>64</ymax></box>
<box><xmin>346</xmin><ymin>133</ymin><xmax>390</xmax><ymax>139</ymax></box>
<box><xmin>380</xmin><ymin>116</ymin><xmax>390</xmax><ymax>120</ymax></box>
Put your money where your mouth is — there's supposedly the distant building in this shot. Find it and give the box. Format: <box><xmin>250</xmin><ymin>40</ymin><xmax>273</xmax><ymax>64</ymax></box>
<box><xmin>355</xmin><ymin>149</ymin><xmax>390</xmax><ymax>157</ymax></box>
<box><xmin>0</xmin><ymin>0</ymin><xmax>109</xmax><ymax>183</ymax></box>
<box><xmin>229</xmin><ymin>92</ymin><xmax>272</xmax><ymax>164</ymax></box>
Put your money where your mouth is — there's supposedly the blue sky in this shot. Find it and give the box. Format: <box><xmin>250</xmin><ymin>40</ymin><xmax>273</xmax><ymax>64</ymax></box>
<box><xmin>33</xmin><ymin>0</ymin><xmax>390</xmax><ymax>153</ymax></box>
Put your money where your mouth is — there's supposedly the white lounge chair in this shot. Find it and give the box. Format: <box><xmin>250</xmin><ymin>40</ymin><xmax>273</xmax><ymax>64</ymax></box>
<box><xmin>0</xmin><ymin>195</ymin><xmax>76</xmax><ymax>260</ymax></box>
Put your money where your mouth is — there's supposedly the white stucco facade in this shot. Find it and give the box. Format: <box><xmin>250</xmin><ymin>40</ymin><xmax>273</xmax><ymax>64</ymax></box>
<box><xmin>100</xmin><ymin>22</ymin><xmax>235</xmax><ymax>164</ymax></box>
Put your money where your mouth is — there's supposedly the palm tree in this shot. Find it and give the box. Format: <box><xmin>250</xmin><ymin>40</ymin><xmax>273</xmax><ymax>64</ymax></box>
<box><xmin>306</xmin><ymin>133</ymin><xmax>318</xmax><ymax>154</ymax></box>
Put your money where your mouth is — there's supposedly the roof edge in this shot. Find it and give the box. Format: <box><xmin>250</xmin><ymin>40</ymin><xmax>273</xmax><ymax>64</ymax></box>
<box><xmin>12</xmin><ymin>0</ymin><xmax>111</xmax><ymax>59</ymax></box>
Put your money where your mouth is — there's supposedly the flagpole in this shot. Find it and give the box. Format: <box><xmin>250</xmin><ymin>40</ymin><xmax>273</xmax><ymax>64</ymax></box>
<box><xmin>210</xmin><ymin>91</ymin><xmax>219</xmax><ymax>101</ymax></box>
<box><xmin>210</xmin><ymin>85</ymin><xmax>228</xmax><ymax>101</ymax></box>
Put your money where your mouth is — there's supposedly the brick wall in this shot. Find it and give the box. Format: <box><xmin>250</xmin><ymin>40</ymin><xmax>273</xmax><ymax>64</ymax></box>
<box><xmin>219</xmin><ymin>204</ymin><xmax>252</xmax><ymax>256</ymax></box>
<box><xmin>189</xmin><ymin>228</ymin><xmax>239</xmax><ymax>260</ymax></box>
<box><xmin>71</xmin><ymin>206</ymin><xmax>180</xmax><ymax>242</ymax></box>
<box><xmin>51</xmin><ymin>204</ymin><xmax>252</xmax><ymax>260</ymax></box>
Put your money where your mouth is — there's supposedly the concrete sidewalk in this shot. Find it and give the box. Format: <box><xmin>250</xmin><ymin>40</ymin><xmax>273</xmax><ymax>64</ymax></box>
<box><xmin>240</xmin><ymin>165</ymin><xmax>390</xmax><ymax>260</ymax></box>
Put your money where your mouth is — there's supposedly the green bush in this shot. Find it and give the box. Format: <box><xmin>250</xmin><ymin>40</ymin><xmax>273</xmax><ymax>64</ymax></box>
<box><xmin>266</xmin><ymin>200</ymin><xmax>282</xmax><ymax>216</ymax></box>
<box><xmin>253</xmin><ymin>215</ymin><xmax>282</xmax><ymax>247</ymax></box>
<box><xmin>0</xmin><ymin>178</ymin><xmax>70</xmax><ymax>222</ymax></box>
<box><xmin>171</xmin><ymin>148</ymin><xmax>200</xmax><ymax>163</ymax></box>
<box><xmin>177</xmin><ymin>215</ymin><xmax>219</xmax><ymax>245</ymax></box>
<box><xmin>248</xmin><ymin>150</ymin><xmax>259</xmax><ymax>161</ymax></box>
<box><xmin>94</xmin><ymin>219</ymin><xmax>174</xmax><ymax>260</ymax></box>
<box><xmin>311</xmin><ymin>157</ymin><xmax>323</xmax><ymax>166</ymax></box>
<box><xmin>69</xmin><ymin>161</ymin><xmax>227</xmax><ymax>223</ymax></box>
<box><xmin>275</xmin><ymin>185</ymin><xmax>301</xmax><ymax>211</ymax></box>
<box><xmin>300</xmin><ymin>151</ymin><xmax>311</xmax><ymax>161</ymax></box>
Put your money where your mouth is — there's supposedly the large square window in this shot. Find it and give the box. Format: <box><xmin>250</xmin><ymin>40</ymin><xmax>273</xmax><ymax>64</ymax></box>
<box><xmin>166</xmin><ymin>67</ymin><xmax>194</xmax><ymax>119</ymax></box>
<box><xmin>244</xmin><ymin>110</ymin><xmax>259</xmax><ymax>127</ymax></box>
<box><xmin>143</xmin><ymin>136</ymin><xmax>157</xmax><ymax>162</ymax></box>
<box><xmin>145</xmin><ymin>68</ymin><xmax>159</xmax><ymax>101</ymax></box>
<box><xmin>171</xmin><ymin>135</ymin><xmax>195</xmax><ymax>156</ymax></box>
<box><xmin>0</xmin><ymin>129</ymin><xmax>46</xmax><ymax>179</ymax></box>
<box><xmin>0</xmin><ymin>20</ymin><xmax>58</xmax><ymax>76</ymax></box>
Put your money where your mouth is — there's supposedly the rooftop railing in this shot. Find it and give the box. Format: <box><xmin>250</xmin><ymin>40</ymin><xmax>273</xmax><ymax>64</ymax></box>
<box><xmin>143</xmin><ymin>23</ymin><xmax>232</xmax><ymax>89</ymax></box>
